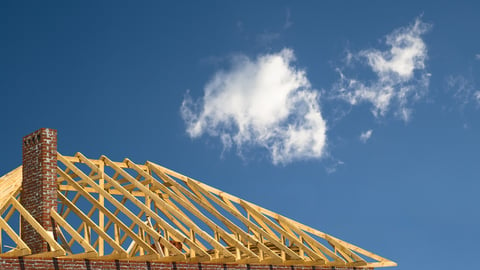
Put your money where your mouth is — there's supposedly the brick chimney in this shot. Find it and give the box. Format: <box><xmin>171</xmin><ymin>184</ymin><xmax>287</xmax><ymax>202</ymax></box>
<box><xmin>21</xmin><ymin>128</ymin><xmax>58</xmax><ymax>254</ymax></box>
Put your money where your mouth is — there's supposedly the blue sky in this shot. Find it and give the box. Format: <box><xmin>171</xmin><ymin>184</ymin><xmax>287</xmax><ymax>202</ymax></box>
<box><xmin>1</xmin><ymin>1</ymin><xmax>479</xmax><ymax>269</ymax></box>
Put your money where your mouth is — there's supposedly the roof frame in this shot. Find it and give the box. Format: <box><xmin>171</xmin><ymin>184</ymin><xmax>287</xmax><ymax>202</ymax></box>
<box><xmin>0</xmin><ymin>152</ymin><xmax>396</xmax><ymax>268</ymax></box>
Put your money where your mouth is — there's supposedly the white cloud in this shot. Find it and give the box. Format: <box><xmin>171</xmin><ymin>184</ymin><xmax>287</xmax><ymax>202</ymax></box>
<box><xmin>181</xmin><ymin>49</ymin><xmax>327</xmax><ymax>165</ymax></box>
<box><xmin>359</xmin><ymin>129</ymin><xmax>373</xmax><ymax>143</ymax></box>
<box><xmin>446</xmin><ymin>75</ymin><xmax>479</xmax><ymax>106</ymax></box>
<box><xmin>335</xmin><ymin>18</ymin><xmax>431</xmax><ymax>121</ymax></box>
<box><xmin>476</xmin><ymin>54</ymin><xmax>480</xmax><ymax>60</ymax></box>
<box><xmin>325</xmin><ymin>159</ymin><xmax>344</xmax><ymax>174</ymax></box>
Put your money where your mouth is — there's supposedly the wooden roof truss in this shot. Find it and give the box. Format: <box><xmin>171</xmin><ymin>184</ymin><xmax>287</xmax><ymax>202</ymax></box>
<box><xmin>0</xmin><ymin>152</ymin><xmax>396</xmax><ymax>268</ymax></box>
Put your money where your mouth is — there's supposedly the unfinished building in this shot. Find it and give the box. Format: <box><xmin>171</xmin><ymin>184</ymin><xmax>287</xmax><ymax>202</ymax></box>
<box><xmin>0</xmin><ymin>128</ymin><xmax>396</xmax><ymax>269</ymax></box>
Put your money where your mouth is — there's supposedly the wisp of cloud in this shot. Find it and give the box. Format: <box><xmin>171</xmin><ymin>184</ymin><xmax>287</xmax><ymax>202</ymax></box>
<box><xmin>181</xmin><ymin>49</ymin><xmax>327</xmax><ymax>165</ymax></box>
<box><xmin>335</xmin><ymin>18</ymin><xmax>431</xmax><ymax>121</ymax></box>
<box><xmin>359</xmin><ymin>129</ymin><xmax>373</xmax><ymax>143</ymax></box>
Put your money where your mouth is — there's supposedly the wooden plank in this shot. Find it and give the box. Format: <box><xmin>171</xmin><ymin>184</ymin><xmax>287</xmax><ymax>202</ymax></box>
<box><xmin>58</xmin><ymin>185</ymin><xmax>145</xmax><ymax>196</ymax></box>
<box><xmin>98</xmin><ymin>161</ymin><xmax>105</xmax><ymax>256</ymax></box>
<box><xmin>62</xmin><ymin>154</ymin><xmax>148</xmax><ymax>171</ymax></box>
<box><xmin>26</xmin><ymin>250</ymin><xmax>66</xmax><ymax>258</ymax></box>
<box><xmin>0</xmin><ymin>215</ymin><xmax>31</xmax><ymax>256</ymax></box>
<box><xmin>0</xmin><ymin>247</ymin><xmax>31</xmax><ymax>257</ymax></box>
<box><xmin>0</xmin><ymin>166</ymin><xmax>22</xmax><ymax>211</ymax></box>
<box><xmin>58</xmin><ymin>251</ymin><xmax>98</xmax><ymax>259</ymax></box>
<box><xmin>50</xmin><ymin>208</ymin><xmax>97</xmax><ymax>254</ymax></box>
<box><xmin>55</xmin><ymin>224</ymin><xmax>73</xmax><ymax>254</ymax></box>
<box><xmin>2</xmin><ymin>204</ymin><xmax>16</xmax><ymax>223</ymax></box>
<box><xmin>61</xmin><ymin>191</ymin><xmax>81</xmax><ymax>219</ymax></box>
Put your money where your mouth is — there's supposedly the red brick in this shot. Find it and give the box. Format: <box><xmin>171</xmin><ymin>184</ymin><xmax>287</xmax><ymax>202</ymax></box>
<box><xmin>0</xmin><ymin>258</ymin><xmax>359</xmax><ymax>270</ymax></box>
